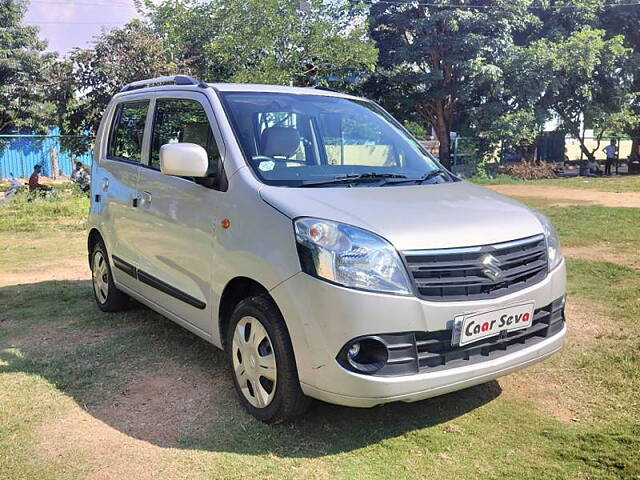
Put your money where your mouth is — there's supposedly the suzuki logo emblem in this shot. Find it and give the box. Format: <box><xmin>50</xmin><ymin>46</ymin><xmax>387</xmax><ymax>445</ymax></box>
<box><xmin>481</xmin><ymin>254</ymin><xmax>504</xmax><ymax>282</ymax></box>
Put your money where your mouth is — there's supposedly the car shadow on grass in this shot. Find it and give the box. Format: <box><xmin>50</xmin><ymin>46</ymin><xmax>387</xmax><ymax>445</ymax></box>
<box><xmin>0</xmin><ymin>280</ymin><xmax>502</xmax><ymax>457</ymax></box>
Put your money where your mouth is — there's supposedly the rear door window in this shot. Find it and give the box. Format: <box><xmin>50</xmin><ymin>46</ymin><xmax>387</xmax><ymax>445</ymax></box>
<box><xmin>107</xmin><ymin>101</ymin><xmax>149</xmax><ymax>162</ymax></box>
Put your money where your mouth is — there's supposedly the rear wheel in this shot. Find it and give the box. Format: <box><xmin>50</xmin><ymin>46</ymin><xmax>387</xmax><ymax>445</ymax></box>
<box><xmin>91</xmin><ymin>241</ymin><xmax>129</xmax><ymax>312</ymax></box>
<box><xmin>227</xmin><ymin>296</ymin><xmax>310</xmax><ymax>423</ymax></box>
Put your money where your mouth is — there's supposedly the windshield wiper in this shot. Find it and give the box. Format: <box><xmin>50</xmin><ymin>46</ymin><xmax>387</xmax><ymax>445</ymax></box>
<box><xmin>299</xmin><ymin>172</ymin><xmax>409</xmax><ymax>188</ymax></box>
<box><xmin>382</xmin><ymin>169</ymin><xmax>449</xmax><ymax>186</ymax></box>
<box><xmin>415</xmin><ymin>169</ymin><xmax>448</xmax><ymax>183</ymax></box>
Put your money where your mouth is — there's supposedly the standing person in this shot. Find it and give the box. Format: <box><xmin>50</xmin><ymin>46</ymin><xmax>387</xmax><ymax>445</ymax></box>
<box><xmin>603</xmin><ymin>139</ymin><xmax>617</xmax><ymax>176</ymax></box>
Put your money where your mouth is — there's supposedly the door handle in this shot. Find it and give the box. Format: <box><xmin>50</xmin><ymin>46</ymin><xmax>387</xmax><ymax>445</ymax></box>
<box><xmin>101</xmin><ymin>177</ymin><xmax>109</xmax><ymax>191</ymax></box>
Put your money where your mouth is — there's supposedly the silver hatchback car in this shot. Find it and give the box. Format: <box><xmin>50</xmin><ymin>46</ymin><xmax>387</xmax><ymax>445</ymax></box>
<box><xmin>88</xmin><ymin>75</ymin><xmax>566</xmax><ymax>423</ymax></box>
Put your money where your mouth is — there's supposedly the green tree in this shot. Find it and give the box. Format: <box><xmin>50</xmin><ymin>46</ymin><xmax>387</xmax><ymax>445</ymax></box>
<box><xmin>363</xmin><ymin>0</ymin><xmax>532</xmax><ymax>169</ymax></box>
<box><xmin>142</xmin><ymin>0</ymin><xmax>377</xmax><ymax>86</ymax></box>
<box><xmin>600</xmin><ymin>0</ymin><xmax>640</xmax><ymax>154</ymax></box>
<box><xmin>473</xmin><ymin>2</ymin><xmax>637</xmax><ymax>165</ymax></box>
<box><xmin>0</xmin><ymin>0</ymin><xmax>55</xmax><ymax>133</ymax></box>
<box><xmin>482</xmin><ymin>111</ymin><xmax>543</xmax><ymax>163</ymax></box>
<box><xmin>137</xmin><ymin>0</ymin><xmax>233</xmax><ymax>81</ymax></box>
<box><xmin>506</xmin><ymin>26</ymin><xmax>634</xmax><ymax>162</ymax></box>
<box><xmin>57</xmin><ymin>20</ymin><xmax>178</xmax><ymax>137</ymax></box>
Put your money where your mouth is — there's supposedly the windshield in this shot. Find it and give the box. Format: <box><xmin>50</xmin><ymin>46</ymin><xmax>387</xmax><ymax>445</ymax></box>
<box><xmin>219</xmin><ymin>92</ymin><xmax>450</xmax><ymax>187</ymax></box>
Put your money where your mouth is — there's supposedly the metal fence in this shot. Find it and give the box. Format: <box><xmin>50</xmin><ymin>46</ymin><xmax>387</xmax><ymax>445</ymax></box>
<box><xmin>0</xmin><ymin>134</ymin><xmax>94</xmax><ymax>180</ymax></box>
<box><xmin>420</xmin><ymin>137</ymin><xmax>488</xmax><ymax>177</ymax></box>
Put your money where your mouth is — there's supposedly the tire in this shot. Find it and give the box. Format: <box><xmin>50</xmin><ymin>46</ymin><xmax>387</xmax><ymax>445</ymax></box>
<box><xmin>227</xmin><ymin>295</ymin><xmax>311</xmax><ymax>423</ymax></box>
<box><xmin>90</xmin><ymin>241</ymin><xmax>129</xmax><ymax>312</ymax></box>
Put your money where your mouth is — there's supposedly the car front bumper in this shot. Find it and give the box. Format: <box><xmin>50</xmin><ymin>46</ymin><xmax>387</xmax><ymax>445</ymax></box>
<box><xmin>301</xmin><ymin>325</ymin><xmax>565</xmax><ymax>407</ymax></box>
<box><xmin>270</xmin><ymin>259</ymin><xmax>566</xmax><ymax>407</ymax></box>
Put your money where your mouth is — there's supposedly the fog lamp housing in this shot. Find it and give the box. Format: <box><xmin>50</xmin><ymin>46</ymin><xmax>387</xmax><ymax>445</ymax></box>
<box><xmin>338</xmin><ymin>337</ymin><xmax>389</xmax><ymax>375</ymax></box>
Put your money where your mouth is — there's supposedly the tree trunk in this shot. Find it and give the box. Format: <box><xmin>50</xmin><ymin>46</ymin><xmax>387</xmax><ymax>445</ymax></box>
<box><xmin>416</xmin><ymin>97</ymin><xmax>452</xmax><ymax>170</ymax></box>
<box><xmin>434</xmin><ymin>117</ymin><xmax>451</xmax><ymax>170</ymax></box>
<box><xmin>578</xmin><ymin>143</ymin><xmax>596</xmax><ymax>162</ymax></box>
<box><xmin>50</xmin><ymin>147</ymin><xmax>59</xmax><ymax>180</ymax></box>
<box><xmin>571</xmin><ymin>128</ymin><xmax>596</xmax><ymax>162</ymax></box>
<box><xmin>630</xmin><ymin>123</ymin><xmax>640</xmax><ymax>160</ymax></box>
<box><xmin>438</xmin><ymin>137</ymin><xmax>451</xmax><ymax>170</ymax></box>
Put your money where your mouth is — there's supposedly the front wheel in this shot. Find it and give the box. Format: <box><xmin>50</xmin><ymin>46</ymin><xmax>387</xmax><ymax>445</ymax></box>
<box><xmin>227</xmin><ymin>296</ymin><xmax>310</xmax><ymax>423</ymax></box>
<box><xmin>91</xmin><ymin>241</ymin><xmax>129</xmax><ymax>312</ymax></box>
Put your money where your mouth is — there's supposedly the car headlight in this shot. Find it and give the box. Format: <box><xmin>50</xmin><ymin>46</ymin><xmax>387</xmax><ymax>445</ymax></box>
<box><xmin>294</xmin><ymin>218</ymin><xmax>412</xmax><ymax>295</ymax></box>
<box><xmin>534</xmin><ymin>211</ymin><xmax>563</xmax><ymax>271</ymax></box>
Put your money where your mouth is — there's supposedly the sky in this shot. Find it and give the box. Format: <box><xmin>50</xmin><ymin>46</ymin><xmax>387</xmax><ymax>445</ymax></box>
<box><xmin>24</xmin><ymin>0</ymin><xmax>141</xmax><ymax>55</ymax></box>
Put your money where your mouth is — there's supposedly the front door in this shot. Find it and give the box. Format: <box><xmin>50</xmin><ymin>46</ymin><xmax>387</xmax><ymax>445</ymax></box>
<box><xmin>134</xmin><ymin>93</ymin><xmax>225</xmax><ymax>336</ymax></box>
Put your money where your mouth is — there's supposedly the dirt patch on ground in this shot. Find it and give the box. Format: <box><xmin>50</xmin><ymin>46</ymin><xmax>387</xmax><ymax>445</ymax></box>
<box><xmin>564</xmin><ymin>298</ymin><xmax>616</xmax><ymax>345</ymax></box>
<box><xmin>502</xmin><ymin>298</ymin><xmax>615</xmax><ymax>422</ymax></box>
<box><xmin>487</xmin><ymin>184</ymin><xmax>640</xmax><ymax>208</ymax></box>
<box><xmin>501</xmin><ymin>373</ymin><xmax>576</xmax><ymax>422</ymax></box>
<box><xmin>7</xmin><ymin>321</ymin><xmax>141</xmax><ymax>353</ymax></box>
<box><xmin>563</xmin><ymin>245</ymin><xmax>640</xmax><ymax>269</ymax></box>
<box><xmin>0</xmin><ymin>260</ymin><xmax>90</xmax><ymax>287</ymax></box>
<box><xmin>90</xmin><ymin>364</ymin><xmax>225</xmax><ymax>447</ymax></box>
<box><xmin>38</xmin><ymin>408</ymin><xmax>167</xmax><ymax>480</ymax></box>
<box><xmin>0</xmin><ymin>230</ymin><xmax>88</xmax><ymax>287</ymax></box>
<box><xmin>37</xmin><ymin>363</ymin><xmax>231</xmax><ymax>478</ymax></box>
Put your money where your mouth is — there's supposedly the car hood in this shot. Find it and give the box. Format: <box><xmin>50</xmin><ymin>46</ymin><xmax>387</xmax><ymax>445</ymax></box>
<box><xmin>259</xmin><ymin>181</ymin><xmax>544</xmax><ymax>251</ymax></box>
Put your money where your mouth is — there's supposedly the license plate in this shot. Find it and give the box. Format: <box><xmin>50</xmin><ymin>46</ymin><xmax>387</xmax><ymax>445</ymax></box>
<box><xmin>453</xmin><ymin>302</ymin><xmax>535</xmax><ymax>347</ymax></box>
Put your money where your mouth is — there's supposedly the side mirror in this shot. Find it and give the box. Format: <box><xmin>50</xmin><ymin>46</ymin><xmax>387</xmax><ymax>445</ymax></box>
<box><xmin>160</xmin><ymin>143</ymin><xmax>209</xmax><ymax>178</ymax></box>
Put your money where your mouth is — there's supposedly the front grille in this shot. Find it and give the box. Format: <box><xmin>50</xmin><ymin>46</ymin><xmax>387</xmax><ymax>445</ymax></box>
<box><xmin>342</xmin><ymin>298</ymin><xmax>565</xmax><ymax>377</ymax></box>
<box><xmin>414</xmin><ymin>298</ymin><xmax>565</xmax><ymax>371</ymax></box>
<box><xmin>402</xmin><ymin>235</ymin><xmax>549</xmax><ymax>302</ymax></box>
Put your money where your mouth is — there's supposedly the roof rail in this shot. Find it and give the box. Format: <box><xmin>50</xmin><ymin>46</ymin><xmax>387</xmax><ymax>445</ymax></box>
<box><xmin>120</xmin><ymin>75</ymin><xmax>207</xmax><ymax>93</ymax></box>
<box><xmin>313</xmin><ymin>85</ymin><xmax>339</xmax><ymax>93</ymax></box>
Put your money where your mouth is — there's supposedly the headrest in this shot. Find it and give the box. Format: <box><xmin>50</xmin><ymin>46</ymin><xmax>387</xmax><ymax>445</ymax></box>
<box><xmin>182</xmin><ymin>123</ymin><xmax>210</xmax><ymax>146</ymax></box>
<box><xmin>260</xmin><ymin>126</ymin><xmax>301</xmax><ymax>158</ymax></box>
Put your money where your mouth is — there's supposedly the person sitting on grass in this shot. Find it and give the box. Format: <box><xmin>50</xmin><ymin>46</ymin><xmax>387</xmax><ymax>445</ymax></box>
<box><xmin>587</xmin><ymin>159</ymin><xmax>601</xmax><ymax>176</ymax></box>
<box><xmin>28</xmin><ymin>165</ymin><xmax>52</xmax><ymax>195</ymax></box>
<box><xmin>71</xmin><ymin>161</ymin><xmax>91</xmax><ymax>192</ymax></box>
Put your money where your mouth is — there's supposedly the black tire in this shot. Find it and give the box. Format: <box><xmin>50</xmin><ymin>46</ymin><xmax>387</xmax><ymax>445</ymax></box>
<box><xmin>90</xmin><ymin>241</ymin><xmax>129</xmax><ymax>312</ymax></box>
<box><xmin>227</xmin><ymin>295</ymin><xmax>311</xmax><ymax>423</ymax></box>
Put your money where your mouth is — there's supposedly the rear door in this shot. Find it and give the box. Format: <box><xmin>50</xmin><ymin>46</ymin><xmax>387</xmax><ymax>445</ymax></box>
<box><xmin>100</xmin><ymin>99</ymin><xmax>150</xmax><ymax>290</ymax></box>
<box><xmin>134</xmin><ymin>92</ymin><xmax>226</xmax><ymax>336</ymax></box>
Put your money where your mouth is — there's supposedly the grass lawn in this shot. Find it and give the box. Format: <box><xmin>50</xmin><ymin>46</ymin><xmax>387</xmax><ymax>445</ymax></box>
<box><xmin>472</xmin><ymin>174</ymin><xmax>640</xmax><ymax>193</ymax></box>
<box><xmin>0</xmin><ymin>184</ymin><xmax>87</xmax><ymax>232</ymax></box>
<box><xmin>537</xmin><ymin>204</ymin><xmax>640</xmax><ymax>248</ymax></box>
<box><xmin>0</xmin><ymin>186</ymin><xmax>638</xmax><ymax>479</ymax></box>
